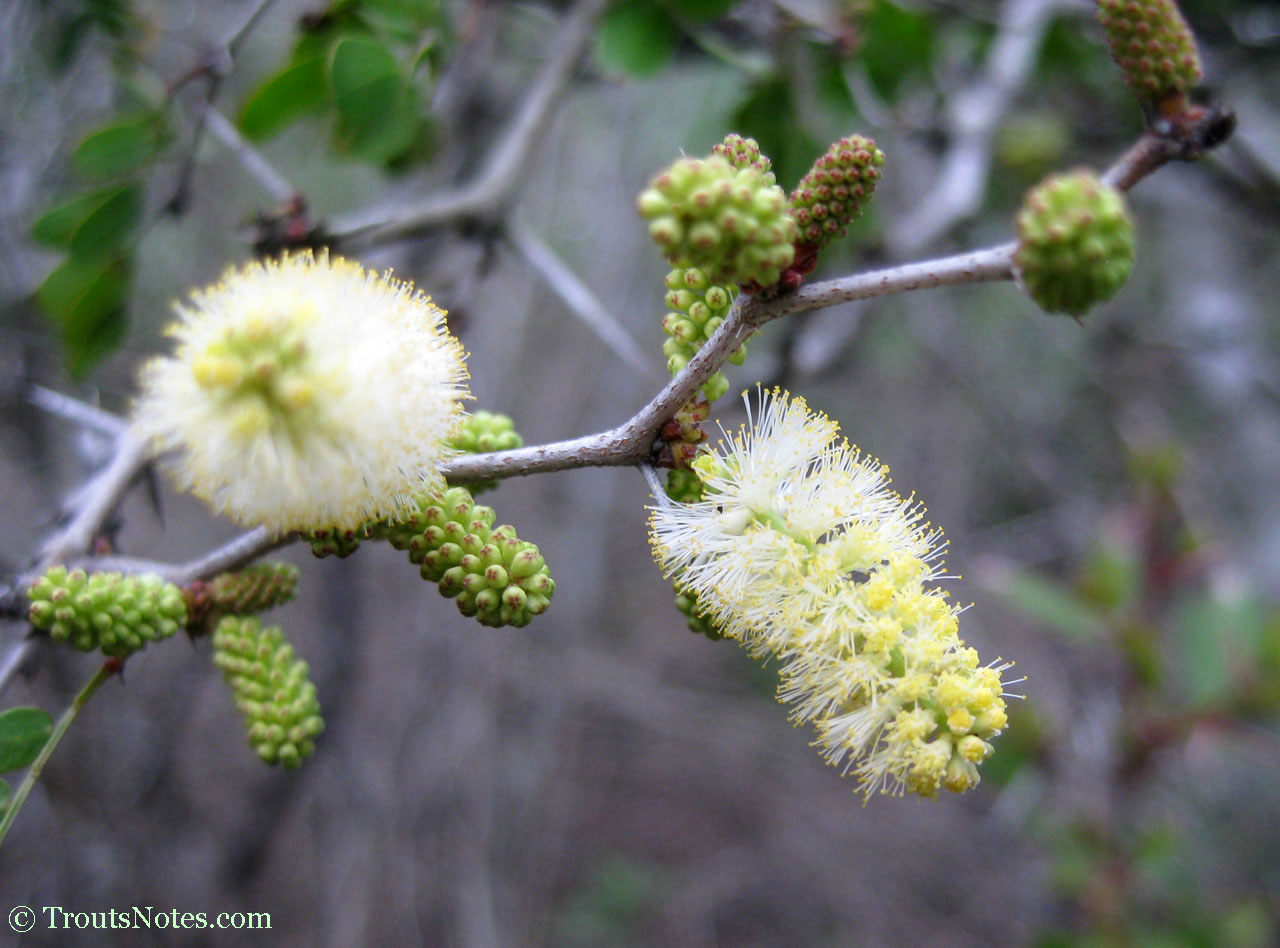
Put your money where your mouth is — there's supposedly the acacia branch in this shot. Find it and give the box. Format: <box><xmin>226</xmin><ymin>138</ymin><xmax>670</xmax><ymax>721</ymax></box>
<box><xmin>74</xmin><ymin>527</ymin><xmax>293</xmax><ymax>586</ymax></box>
<box><xmin>442</xmin><ymin>108</ymin><xmax>1233</xmax><ymax>483</ymax></box>
<box><xmin>164</xmin><ymin>0</ymin><xmax>285</xmax><ymax>215</ymax></box>
<box><xmin>2</xmin><ymin>112</ymin><xmax>1231</xmax><ymax>700</ymax></box>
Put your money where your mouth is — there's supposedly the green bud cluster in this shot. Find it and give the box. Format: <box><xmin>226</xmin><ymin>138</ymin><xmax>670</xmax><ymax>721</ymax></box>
<box><xmin>1097</xmin><ymin>0</ymin><xmax>1202</xmax><ymax>105</ymax></box>
<box><xmin>637</xmin><ymin>155</ymin><xmax>796</xmax><ymax>287</ymax></box>
<box><xmin>209</xmin><ymin>562</ymin><xmax>299</xmax><ymax>615</ymax></box>
<box><xmin>675</xmin><ymin>587</ymin><xmax>725</xmax><ymax>641</ymax></box>
<box><xmin>788</xmin><ymin>135</ymin><xmax>885</xmax><ymax>250</ymax></box>
<box><xmin>446</xmin><ymin>410</ymin><xmax>523</xmax><ymax>494</ymax></box>
<box><xmin>665</xmin><ymin>469</ymin><xmax>705</xmax><ymax>505</ymax></box>
<box><xmin>661</xmin><ymin>267</ymin><xmax>745</xmax><ymax>401</ymax></box>
<box><xmin>212</xmin><ymin>615</ymin><xmax>324</xmax><ymax>768</ymax></box>
<box><xmin>662</xmin><ymin>466</ymin><xmax>722</xmax><ymax>641</ymax></box>
<box><xmin>305</xmin><ymin>407</ymin><xmax>525</xmax><ymax>556</ymax></box>
<box><xmin>1014</xmin><ymin>170</ymin><xmax>1135</xmax><ymax>317</ymax></box>
<box><xmin>384</xmin><ymin>486</ymin><xmax>554</xmax><ymax>627</ymax></box>
<box><xmin>27</xmin><ymin>566</ymin><xmax>186</xmax><ymax>657</ymax></box>
<box><xmin>306</xmin><ymin>523</ymin><xmax>372</xmax><ymax>558</ymax></box>
<box><xmin>657</xmin><ymin>394</ymin><xmax>711</xmax><ymax>469</ymax></box>
<box><xmin>448</xmin><ymin>410</ymin><xmax>523</xmax><ymax>454</ymax></box>
<box><xmin>711</xmin><ymin>134</ymin><xmax>774</xmax><ymax>179</ymax></box>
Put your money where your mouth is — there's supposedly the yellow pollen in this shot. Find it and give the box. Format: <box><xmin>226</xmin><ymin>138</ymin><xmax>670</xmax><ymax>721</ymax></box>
<box><xmin>946</xmin><ymin>707</ymin><xmax>975</xmax><ymax>734</ymax></box>
<box><xmin>192</xmin><ymin>355</ymin><xmax>242</xmax><ymax>390</ymax></box>
<box><xmin>229</xmin><ymin>401</ymin><xmax>272</xmax><ymax>438</ymax></box>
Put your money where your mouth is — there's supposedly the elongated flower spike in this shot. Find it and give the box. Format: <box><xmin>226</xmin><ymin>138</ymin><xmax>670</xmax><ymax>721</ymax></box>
<box><xmin>649</xmin><ymin>388</ymin><xmax>1014</xmax><ymax>799</ymax></box>
<box><xmin>28</xmin><ymin>566</ymin><xmax>186</xmax><ymax>657</ymax></box>
<box><xmin>210</xmin><ymin>562</ymin><xmax>299</xmax><ymax>615</ymax></box>
<box><xmin>382</xmin><ymin>485</ymin><xmax>555</xmax><ymax>628</ymax></box>
<box><xmin>789</xmin><ymin>135</ymin><xmax>885</xmax><ymax>252</ymax></box>
<box><xmin>134</xmin><ymin>250</ymin><xmax>470</xmax><ymax>533</ymax></box>
<box><xmin>1096</xmin><ymin>0</ymin><xmax>1202</xmax><ymax>109</ymax></box>
<box><xmin>213</xmin><ymin>615</ymin><xmax>324</xmax><ymax>768</ymax></box>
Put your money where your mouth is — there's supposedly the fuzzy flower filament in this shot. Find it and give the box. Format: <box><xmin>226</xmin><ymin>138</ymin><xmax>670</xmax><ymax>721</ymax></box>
<box><xmin>134</xmin><ymin>250</ymin><xmax>470</xmax><ymax>532</ymax></box>
<box><xmin>649</xmin><ymin>389</ymin><xmax>1012</xmax><ymax>799</ymax></box>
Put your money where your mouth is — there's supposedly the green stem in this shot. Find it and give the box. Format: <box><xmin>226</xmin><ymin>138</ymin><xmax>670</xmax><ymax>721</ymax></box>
<box><xmin>755</xmin><ymin>508</ymin><xmax>819</xmax><ymax>555</ymax></box>
<box><xmin>0</xmin><ymin>661</ymin><xmax>116</xmax><ymax>849</ymax></box>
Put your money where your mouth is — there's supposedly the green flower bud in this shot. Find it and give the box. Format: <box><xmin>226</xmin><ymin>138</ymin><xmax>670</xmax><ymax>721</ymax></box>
<box><xmin>213</xmin><ymin>615</ymin><xmax>324</xmax><ymax>768</ymax></box>
<box><xmin>664</xmin><ymin>469</ymin><xmax>705</xmax><ymax>504</ymax></box>
<box><xmin>659</xmin><ymin>267</ymin><xmax>745</xmax><ymax>402</ymax></box>
<box><xmin>306</xmin><ymin>522</ymin><xmax>372</xmax><ymax>558</ymax></box>
<box><xmin>675</xmin><ymin>587</ymin><xmax>726</xmax><ymax>641</ymax></box>
<box><xmin>27</xmin><ymin>566</ymin><xmax>186</xmax><ymax>657</ymax></box>
<box><xmin>1014</xmin><ymin>169</ymin><xmax>1135</xmax><ymax>317</ymax></box>
<box><xmin>637</xmin><ymin>155</ymin><xmax>796</xmax><ymax>287</ymax></box>
<box><xmin>701</xmin><ymin>372</ymin><xmax>729</xmax><ymax>404</ymax></box>
<box><xmin>388</xmin><ymin>484</ymin><xmax>555</xmax><ymax>628</ymax></box>
<box><xmin>711</xmin><ymin>134</ymin><xmax>775</xmax><ymax>182</ymax></box>
<box><xmin>445</xmin><ymin>409</ymin><xmax>523</xmax><ymax>493</ymax></box>
<box><xmin>788</xmin><ymin>135</ymin><xmax>885</xmax><ymax>250</ymax></box>
<box><xmin>447</xmin><ymin>410</ymin><xmax>523</xmax><ymax>455</ymax></box>
<box><xmin>209</xmin><ymin>562</ymin><xmax>299</xmax><ymax>615</ymax></box>
<box><xmin>1097</xmin><ymin>0</ymin><xmax>1201</xmax><ymax>105</ymax></box>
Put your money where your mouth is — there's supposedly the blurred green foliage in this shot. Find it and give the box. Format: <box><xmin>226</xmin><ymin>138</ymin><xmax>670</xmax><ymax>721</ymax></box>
<box><xmin>554</xmin><ymin>854</ymin><xmax>666</xmax><ymax>946</ymax></box>
<box><xmin>0</xmin><ymin>707</ymin><xmax>54</xmax><ymax>818</ymax></box>
<box><xmin>990</xmin><ymin>442</ymin><xmax>1280</xmax><ymax>946</ymax></box>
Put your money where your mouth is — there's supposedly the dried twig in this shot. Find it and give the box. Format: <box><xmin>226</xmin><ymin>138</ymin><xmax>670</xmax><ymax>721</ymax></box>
<box><xmin>201</xmin><ymin>106</ymin><xmax>297</xmax><ymax>205</ymax></box>
<box><xmin>330</xmin><ymin>0</ymin><xmax>609</xmax><ymax>248</ymax></box>
<box><xmin>35</xmin><ymin>430</ymin><xmax>150</xmax><ymax>567</ymax></box>
<box><xmin>504</xmin><ymin>217</ymin><xmax>664</xmax><ymax>384</ymax></box>
<box><xmin>889</xmin><ymin>0</ymin><xmax>1064</xmax><ymax>253</ymax></box>
<box><xmin>28</xmin><ymin>385</ymin><xmax>126</xmax><ymax>437</ymax></box>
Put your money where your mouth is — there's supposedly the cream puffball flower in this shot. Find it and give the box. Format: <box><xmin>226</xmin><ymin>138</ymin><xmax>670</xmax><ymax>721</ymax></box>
<box><xmin>133</xmin><ymin>251</ymin><xmax>469</xmax><ymax>532</ymax></box>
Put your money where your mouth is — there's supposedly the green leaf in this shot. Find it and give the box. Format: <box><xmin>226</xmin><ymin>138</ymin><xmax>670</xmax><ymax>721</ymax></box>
<box><xmin>351</xmin><ymin>87</ymin><xmax>424</xmax><ymax>164</ymax></box>
<box><xmin>330</xmin><ymin>36</ymin><xmax>413</xmax><ymax>159</ymax></box>
<box><xmin>0</xmin><ymin>777</ymin><xmax>10</xmax><ymax>815</ymax></box>
<box><xmin>72</xmin><ymin>115</ymin><xmax>165</xmax><ymax>181</ymax></box>
<box><xmin>36</xmin><ymin>255</ymin><xmax>132</xmax><ymax>378</ymax></box>
<box><xmin>812</xmin><ymin>42</ymin><xmax>861</xmax><ymax>119</ymax></box>
<box><xmin>0</xmin><ymin>707</ymin><xmax>53</xmax><ymax>773</ymax></box>
<box><xmin>661</xmin><ymin>0</ymin><xmax>738</xmax><ymax>21</ymax></box>
<box><xmin>362</xmin><ymin>0</ymin><xmax>451</xmax><ymax>45</ymax></box>
<box><xmin>37</xmin><ymin>255</ymin><xmax>127</xmax><ymax>325</ymax></box>
<box><xmin>990</xmin><ymin>570</ymin><xmax>1104</xmax><ymax>641</ymax></box>
<box><xmin>32</xmin><ymin>189</ymin><xmax>117</xmax><ymax>248</ymax></box>
<box><xmin>67</xmin><ymin>184</ymin><xmax>142</xmax><ymax>260</ymax></box>
<box><xmin>1172</xmin><ymin>591</ymin><xmax>1267</xmax><ymax>706</ymax></box>
<box><xmin>859</xmin><ymin>0</ymin><xmax>935</xmax><ymax>100</ymax></box>
<box><xmin>239</xmin><ymin>57</ymin><xmax>330</xmax><ymax>142</ymax></box>
<box><xmin>596</xmin><ymin>0</ymin><xmax>678</xmax><ymax>77</ymax></box>
<box><xmin>66</xmin><ymin>302</ymin><xmax>129</xmax><ymax>380</ymax></box>
<box><xmin>1077</xmin><ymin>543</ymin><xmax>1141</xmax><ymax>612</ymax></box>
<box><xmin>730</xmin><ymin>76</ymin><xmax>819</xmax><ymax>188</ymax></box>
